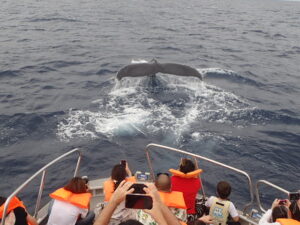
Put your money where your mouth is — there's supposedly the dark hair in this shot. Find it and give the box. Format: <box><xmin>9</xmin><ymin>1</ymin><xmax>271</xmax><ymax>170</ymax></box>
<box><xmin>179</xmin><ymin>158</ymin><xmax>195</xmax><ymax>174</ymax></box>
<box><xmin>290</xmin><ymin>201</ymin><xmax>300</xmax><ymax>221</ymax></box>
<box><xmin>272</xmin><ymin>205</ymin><xmax>288</xmax><ymax>222</ymax></box>
<box><xmin>111</xmin><ymin>164</ymin><xmax>127</xmax><ymax>190</ymax></box>
<box><xmin>187</xmin><ymin>220</ymin><xmax>206</xmax><ymax>225</ymax></box>
<box><xmin>217</xmin><ymin>181</ymin><xmax>231</xmax><ymax>199</ymax></box>
<box><xmin>0</xmin><ymin>196</ymin><xmax>6</xmax><ymax>206</ymax></box>
<box><xmin>64</xmin><ymin>177</ymin><xmax>87</xmax><ymax>194</ymax></box>
<box><xmin>155</xmin><ymin>173</ymin><xmax>171</xmax><ymax>192</ymax></box>
<box><xmin>119</xmin><ymin>219</ymin><xmax>143</xmax><ymax>225</ymax></box>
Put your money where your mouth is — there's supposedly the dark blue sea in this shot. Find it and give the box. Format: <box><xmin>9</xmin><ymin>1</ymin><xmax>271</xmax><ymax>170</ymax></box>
<box><xmin>1</xmin><ymin>0</ymin><xmax>300</xmax><ymax>212</ymax></box>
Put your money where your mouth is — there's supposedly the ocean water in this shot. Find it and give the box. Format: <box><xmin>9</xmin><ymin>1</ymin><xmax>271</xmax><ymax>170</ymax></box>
<box><xmin>0</xmin><ymin>0</ymin><xmax>300</xmax><ymax>211</ymax></box>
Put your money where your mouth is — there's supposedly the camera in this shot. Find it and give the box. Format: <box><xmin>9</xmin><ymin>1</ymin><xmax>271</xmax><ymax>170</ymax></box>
<box><xmin>129</xmin><ymin>183</ymin><xmax>147</xmax><ymax>194</ymax></box>
<box><xmin>289</xmin><ymin>192</ymin><xmax>300</xmax><ymax>201</ymax></box>
<box><xmin>135</xmin><ymin>171</ymin><xmax>151</xmax><ymax>182</ymax></box>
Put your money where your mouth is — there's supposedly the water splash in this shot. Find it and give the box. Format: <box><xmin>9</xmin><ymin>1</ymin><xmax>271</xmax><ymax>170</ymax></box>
<box><xmin>57</xmin><ymin>66</ymin><xmax>255</xmax><ymax>142</ymax></box>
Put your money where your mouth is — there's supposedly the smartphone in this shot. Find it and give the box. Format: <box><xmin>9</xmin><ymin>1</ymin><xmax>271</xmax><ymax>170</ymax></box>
<box><xmin>279</xmin><ymin>200</ymin><xmax>287</xmax><ymax>205</ymax></box>
<box><xmin>289</xmin><ymin>192</ymin><xmax>300</xmax><ymax>201</ymax></box>
<box><xmin>121</xmin><ymin>160</ymin><xmax>126</xmax><ymax>167</ymax></box>
<box><xmin>125</xmin><ymin>194</ymin><xmax>153</xmax><ymax>209</ymax></box>
<box><xmin>129</xmin><ymin>183</ymin><xmax>147</xmax><ymax>194</ymax></box>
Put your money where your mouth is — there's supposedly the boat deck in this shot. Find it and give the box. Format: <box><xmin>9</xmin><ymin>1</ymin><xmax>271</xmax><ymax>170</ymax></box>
<box><xmin>3</xmin><ymin>144</ymin><xmax>291</xmax><ymax>225</ymax></box>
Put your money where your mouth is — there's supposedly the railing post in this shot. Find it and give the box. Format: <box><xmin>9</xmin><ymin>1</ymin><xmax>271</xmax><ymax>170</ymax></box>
<box><xmin>255</xmin><ymin>180</ymin><xmax>289</xmax><ymax>213</ymax></box>
<box><xmin>74</xmin><ymin>152</ymin><xmax>82</xmax><ymax>177</ymax></box>
<box><xmin>242</xmin><ymin>175</ymin><xmax>254</xmax><ymax>213</ymax></box>
<box><xmin>1</xmin><ymin>195</ymin><xmax>14</xmax><ymax>225</ymax></box>
<box><xmin>1</xmin><ymin>148</ymin><xmax>81</xmax><ymax>225</ymax></box>
<box><xmin>145</xmin><ymin>148</ymin><xmax>155</xmax><ymax>181</ymax></box>
<box><xmin>256</xmin><ymin>181</ymin><xmax>266</xmax><ymax>213</ymax></box>
<box><xmin>34</xmin><ymin>170</ymin><xmax>46</xmax><ymax>218</ymax></box>
<box><xmin>192</xmin><ymin>156</ymin><xmax>206</xmax><ymax>199</ymax></box>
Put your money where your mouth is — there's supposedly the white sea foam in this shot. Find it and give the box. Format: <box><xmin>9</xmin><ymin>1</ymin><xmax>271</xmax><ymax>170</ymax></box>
<box><xmin>57</xmin><ymin>62</ymin><xmax>255</xmax><ymax>142</ymax></box>
<box><xmin>131</xmin><ymin>59</ymin><xmax>148</xmax><ymax>64</ymax></box>
<box><xmin>197</xmin><ymin>68</ymin><xmax>236</xmax><ymax>78</ymax></box>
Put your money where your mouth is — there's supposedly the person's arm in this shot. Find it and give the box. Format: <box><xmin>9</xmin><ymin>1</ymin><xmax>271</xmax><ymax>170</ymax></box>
<box><xmin>258</xmin><ymin>199</ymin><xmax>282</xmax><ymax>225</ymax></box>
<box><xmin>79</xmin><ymin>208</ymin><xmax>88</xmax><ymax>219</ymax></box>
<box><xmin>193</xmin><ymin>158</ymin><xmax>199</xmax><ymax>170</ymax></box>
<box><xmin>93</xmin><ymin>181</ymin><xmax>134</xmax><ymax>225</ymax></box>
<box><xmin>125</xmin><ymin>162</ymin><xmax>132</xmax><ymax>177</ymax></box>
<box><xmin>229</xmin><ymin>202</ymin><xmax>239</xmax><ymax>222</ymax></box>
<box><xmin>146</xmin><ymin>207</ymin><xmax>168</xmax><ymax>225</ymax></box>
<box><xmin>205</xmin><ymin>196</ymin><xmax>213</xmax><ymax>207</ymax></box>
<box><xmin>27</xmin><ymin>214</ymin><xmax>38</xmax><ymax>225</ymax></box>
<box><xmin>144</xmin><ymin>183</ymin><xmax>180</xmax><ymax>225</ymax></box>
<box><xmin>160</xmin><ymin>204</ymin><xmax>181</xmax><ymax>225</ymax></box>
<box><xmin>198</xmin><ymin>215</ymin><xmax>214</xmax><ymax>224</ymax></box>
<box><xmin>232</xmin><ymin>216</ymin><xmax>239</xmax><ymax>222</ymax></box>
<box><xmin>259</xmin><ymin>209</ymin><xmax>275</xmax><ymax>225</ymax></box>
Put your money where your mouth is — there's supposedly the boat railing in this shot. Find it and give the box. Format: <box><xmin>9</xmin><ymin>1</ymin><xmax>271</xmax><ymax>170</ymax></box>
<box><xmin>0</xmin><ymin>148</ymin><xmax>82</xmax><ymax>225</ymax></box>
<box><xmin>255</xmin><ymin>179</ymin><xmax>289</xmax><ymax>213</ymax></box>
<box><xmin>144</xmin><ymin>143</ymin><xmax>255</xmax><ymax>213</ymax></box>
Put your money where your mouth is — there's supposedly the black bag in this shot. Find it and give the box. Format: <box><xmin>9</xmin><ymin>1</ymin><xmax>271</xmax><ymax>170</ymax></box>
<box><xmin>195</xmin><ymin>198</ymin><xmax>207</xmax><ymax>218</ymax></box>
<box><xmin>187</xmin><ymin>198</ymin><xmax>208</xmax><ymax>222</ymax></box>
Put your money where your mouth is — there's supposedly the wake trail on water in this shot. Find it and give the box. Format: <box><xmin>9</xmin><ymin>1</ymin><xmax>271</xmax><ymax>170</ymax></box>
<box><xmin>56</xmin><ymin>59</ymin><xmax>257</xmax><ymax>143</ymax></box>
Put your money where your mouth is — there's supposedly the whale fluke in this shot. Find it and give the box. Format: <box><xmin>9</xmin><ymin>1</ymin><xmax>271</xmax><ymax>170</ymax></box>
<box><xmin>116</xmin><ymin>60</ymin><xmax>202</xmax><ymax>80</ymax></box>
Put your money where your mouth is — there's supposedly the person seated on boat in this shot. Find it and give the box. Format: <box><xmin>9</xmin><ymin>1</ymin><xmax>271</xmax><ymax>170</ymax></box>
<box><xmin>47</xmin><ymin>177</ymin><xmax>95</xmax><ymax>225</ymax></box>
<box><xmin>104</xmin><ymin>162</ymin><xmax>136</xmax><ymax>202</ymax></box>
<box><xmin>103</xmin><ymin>162</ymin><xmax>136</xmax><ymax>224</ymax></box>
<box><xmin>169</xmin><ymin>158</ymin><xmax>203</xmax><ymax>216</ymax></box>
<box><xmin>205</xmin><ymin>181</ymin><xmax>240</xmax><ymax>225</ymax></box>
<box><xmin>259</xmin><ymin>198</ymin><xmax>300</xmax><ymax>225</ymax></box>
<box><xmin>94</xmin><ymin>181</ymin><xmax>183</xmax><ymax>225</ymax></box>
<box><xmin>0</xmin><ymin>196</ymin><xmax>38</xmax><ymax>225</ymax></box>
<box><xmin>136</xmin><ymin>172</ymin><xmax>187</xmax><ymax>225</ymax></box>
<box><xmin>290</xmin><ymin>198</ymin><xmax>300</xmax><ymax>221</ymax></box>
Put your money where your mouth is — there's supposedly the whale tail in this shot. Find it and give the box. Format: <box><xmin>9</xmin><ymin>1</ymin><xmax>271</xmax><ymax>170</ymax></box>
<box><xmin>116</xmin><ymin>60</ymin><xmax>202</xmax><ymax>80</ymax></box>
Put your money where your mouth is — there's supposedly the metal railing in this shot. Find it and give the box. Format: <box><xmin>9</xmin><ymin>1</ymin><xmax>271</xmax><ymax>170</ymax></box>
<box><xmin>255</xmin><ymin>179</ymin><xmax>289</xmax><ymax>213</ymax></box>
<box><xmin>144</xmin><ymin>143</ymin><xmax>255</xmax><ymax>213</ymax></box>
<box><xmin>1</xmin><ymin>148</ymin><xmax>82</xmax><ymax>225</ymax></box>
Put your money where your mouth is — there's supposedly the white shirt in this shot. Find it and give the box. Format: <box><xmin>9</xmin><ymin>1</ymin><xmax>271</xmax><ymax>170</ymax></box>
<box><xmin>47</xmin><ymin>200</ymin><xmax>88</xmax><ymax>225</ymax></box>
<box><xmin>205</xmin><ymin>196</ymin><xmax>239</xmax><ymax>218</ymax></box>
<box><xmin>258</xmin><ymin>209</ymin><xmax>281</xmax><ymax>225</ymax></box>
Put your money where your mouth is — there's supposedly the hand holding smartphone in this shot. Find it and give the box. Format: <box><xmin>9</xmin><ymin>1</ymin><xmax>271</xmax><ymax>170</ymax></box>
<box><xmin>121</xmin><ymin>160</ymin><xmax>126</xmax><ymax>167</ymax></box>
<box><xmin>279</xmin><ymin>199</ymin><xmax>287</xmax><ymax>205</ymax></box>
<box><xmin>125</xmin><ymin>183</ymin><xmax>153</xmax><ymax>209</ymax></box>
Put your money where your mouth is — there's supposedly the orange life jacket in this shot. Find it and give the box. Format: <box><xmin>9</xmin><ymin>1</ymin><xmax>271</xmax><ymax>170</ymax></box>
<box><xmin>277</xmin><ymin>218</ymin><xmax>300</xmax><ymax>225</ymax></box>
<box><xmin>159</xmin><ymin>191</ymin><xmax>187</xmax><ymax>209</ymax></box>
<box><xmin>50</xmin><ymin>188</ymin><xmax>91</xmax><ymax>209</ymax></box>
<box><xmin>0</xmin><ymin>196</ymin><xmax>26</xmax><ymax>219</ymax></box>
<box><xmin>169</xmin><ymin>169</ymin><xmax>203</xmax><ymax>179</ymax></box>
<box><xmin>104</xmin><ymin>176</ymin><xmax>136</xmax><ymax>202</ymax></box>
